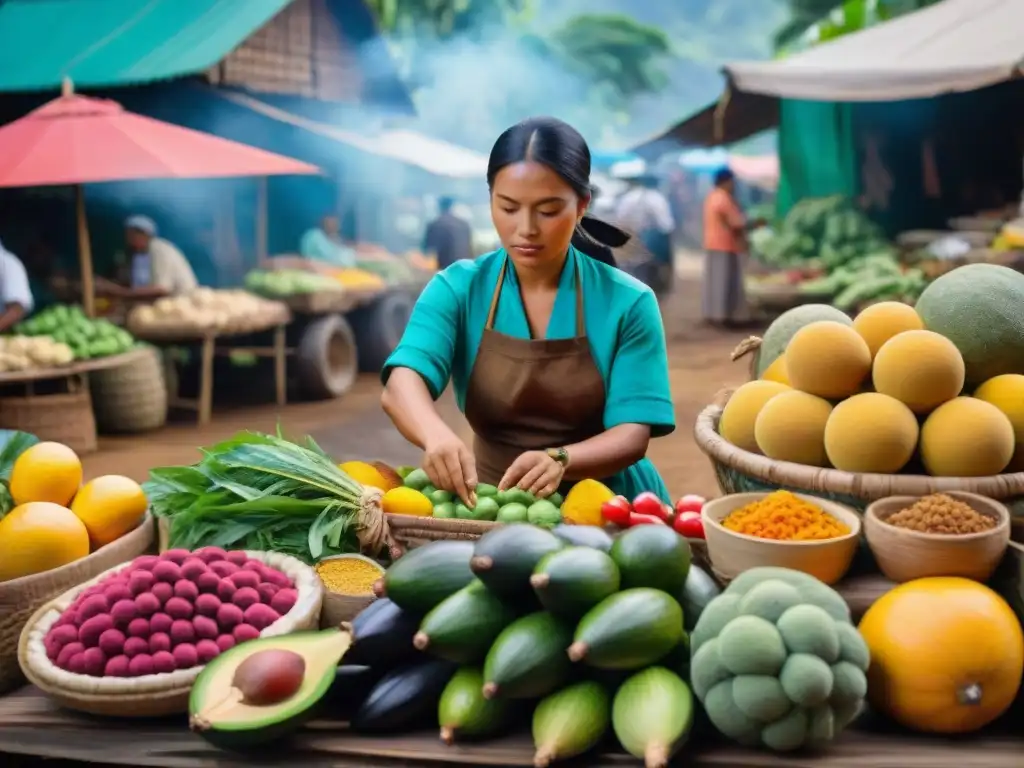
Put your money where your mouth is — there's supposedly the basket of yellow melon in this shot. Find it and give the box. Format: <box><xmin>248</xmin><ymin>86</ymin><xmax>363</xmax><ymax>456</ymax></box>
<box><xmin>701</xmin><ymin>273</ymin><xmax>1024</xmax><ymax>526</ymax></box>
<box><xmin>0</xmin><ymin>440</ymin><xmax>155</xmax><ymax>694</ymax></box>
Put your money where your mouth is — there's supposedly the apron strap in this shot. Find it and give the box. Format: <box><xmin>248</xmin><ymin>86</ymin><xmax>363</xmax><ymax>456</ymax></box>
<box><xmin>485</xmin><ymin>254</ymin><xmax>587</xmax><ymax>337</ymax></box>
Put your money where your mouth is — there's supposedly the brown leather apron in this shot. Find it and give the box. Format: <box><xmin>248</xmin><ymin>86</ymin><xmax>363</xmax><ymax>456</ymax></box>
<box><xmin>463</xmin><ymin>257</ymin><xmax>606</xmax><ymax>486</ymax></box>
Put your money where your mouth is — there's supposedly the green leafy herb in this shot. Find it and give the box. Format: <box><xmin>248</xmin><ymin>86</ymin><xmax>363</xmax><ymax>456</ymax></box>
<box><xmin>0</xmin><ymin>430</ymin><xmax>39</xmax><ymax>517</ymax></box>
<box><xmin>146</xmin><ymin>430</ymin><xmax>365</xmax><ymax>563</ymax></box>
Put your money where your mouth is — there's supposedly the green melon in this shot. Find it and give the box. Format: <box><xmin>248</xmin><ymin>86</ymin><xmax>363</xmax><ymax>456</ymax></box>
<box><xmin>914</xmin><ymin>263</ymin><xmax>1024</xmax><ymax>386</ymax></box>
<box><xmin>754</xmin><ymin>305</ymin><xmax>852</xmax><ymax>377</ymax></box>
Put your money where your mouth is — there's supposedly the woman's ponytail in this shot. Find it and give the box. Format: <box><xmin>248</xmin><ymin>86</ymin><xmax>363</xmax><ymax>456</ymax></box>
<box><xmin>571</xmin><ymin>215</ymin><xmax>633</xmax><ymax>268</ymax></box>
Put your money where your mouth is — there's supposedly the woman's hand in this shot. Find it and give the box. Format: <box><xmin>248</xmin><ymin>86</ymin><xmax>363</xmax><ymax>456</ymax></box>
<box><xmin>499</xmin><ymin>451</ymin><xmax>564</xmax><ymax>498</ymax></box>
<box><xmin>423</xmin><ymin>430</ymin><xmax>477</xmax><ymax>507</ymax></box>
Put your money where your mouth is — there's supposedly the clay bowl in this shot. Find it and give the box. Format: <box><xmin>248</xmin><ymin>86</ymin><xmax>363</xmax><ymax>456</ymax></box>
<box><xmin>864</xmin><ymin>491</ymin><xmax>1010</xmax><ymax>583</ymax></box>
<box><xmin>702</xmin><ymin>492</ymin><xmax>861</xmax><ymax>585</ymax></box>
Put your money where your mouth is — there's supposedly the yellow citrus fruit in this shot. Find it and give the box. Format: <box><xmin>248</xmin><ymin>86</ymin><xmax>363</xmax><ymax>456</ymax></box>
<box><xmin>561</xmin><ymin>479</ymin><xmax>615</xmax><ymax>526</ymax></box>
<box><xmin>339</xmin><ymin>460</ymin><xmax>390</xmax><ymax>490</ymax></box>
<box><xmin>10</xmin><ymin>441</ymin><xmax>82</xmax><ymax>506</ymax></box>
<box><xmin>382</xmin><ymin>487</ymin><xmax>433</xmax><ymax>517</ymax></box>
<box><xmin>0</xmin><ymin>501</ymin><xmax>91</xmax><ymax>581</ymax></box>
<box><xmin>71</xmin><ymin>475</ymin><xmax>148</xmax><ymax>549</ymax></box>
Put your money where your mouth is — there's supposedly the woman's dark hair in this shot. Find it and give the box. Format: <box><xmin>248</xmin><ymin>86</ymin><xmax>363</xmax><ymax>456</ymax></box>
<box><xmin>487</xmin><ymin>116</ymin><xmax>630</xmax><ymax>267</ymax></box>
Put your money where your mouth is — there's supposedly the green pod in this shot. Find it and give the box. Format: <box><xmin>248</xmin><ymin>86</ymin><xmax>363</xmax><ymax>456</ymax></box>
<box><xmin>438</xmin><ymin>667</ymin><xmax>510</xmax><ymax>744</ymax></box>
<box><xmin>532</xmin><ymin>681</ymin><xmax>611</xmax><ymax>767</ymax></box>
<box><xmin>414</xmin><ymin>581</ymin><xmax>517</xmax><ymax>664</ymax></box>
<box><xmin>569</xmin><ymin>588</ymin><xmax>684</xmax><ymax>670</ymax></box>
<box><xmin>530</xmin><ymin>546</ymin><xmax>620</xmax><ymax>621</ymax></box>
<box><xmin>482</xmin><ymin>612</ymin><xmax>573</xmax><ymax>700</ymax></box>
<box><xmin>612</xmin><ymin>666</ymin><xmax>694</xmax><ymax>768</ymax></box>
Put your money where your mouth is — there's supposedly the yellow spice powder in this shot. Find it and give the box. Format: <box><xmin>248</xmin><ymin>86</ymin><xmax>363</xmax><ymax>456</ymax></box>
<box><xmin>722</xmin><ymin>490</ymin><xmax>849</xmax><ymax>541</ymax></box>
<box><xmin>315</xmin><ymin>557</ymin><xmax>384</xmax><ymax>595</ymax></box>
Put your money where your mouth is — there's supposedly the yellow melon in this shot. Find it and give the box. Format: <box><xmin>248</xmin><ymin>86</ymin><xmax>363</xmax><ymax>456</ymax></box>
<box><xmin>824</xmin><ymin>393</ymin><xmax>919</xmax><ymax>473</ymax></box>
<box><xmin>760</xmin><ymin>354</ymin><xmax>790</xmax><ymax>385</ymax></box>
<box><xmin>785</xmin><ymin>321</ymin><xmax>872</xmax><ymax>399</ymax></box>
<box><xmin>853</xmin><ymin>301</ymin><xmax>924</xmax><ymax>357</ymax></box>
<box><xmin>71</xmin><ymin>475</ymin><xmax>148</xmax><ymax>549</ymax></box>
<box><xmin>920</xmin><ymin>397</ymin><xmax>1015</xmax><ymax>477</ymax></box>
<box><xmin>339</xmin><ymin>461</ymin><xmax>390</xmax><ymax>490</ymax></box>
<box><xmin>9</xmin><ymin>441</ymin><xmax>82</xmax><ymax>506</ymax></box>
<box><xmin>754</xmin><ymin>390</ymin><xmax>834</xmax><ymax>466</ymax></box>
<box><xmin>719</xmin><ymin>380</ymin><xmax>791</xmax><ymax>453</ymax></box>
<box><xmin>974</xmin><ymin>374</ymin><xmax>1024</xmax><ymax>472</ymax></box>
<box><xmin>0</xmin><ymin>501</ymin><xmax>90</xmax><ymax>581</ymax></box>
<box><xmin>872</xmin><ymin>330</ymin><xmax>965</xmax><ymax>414</ymax></box>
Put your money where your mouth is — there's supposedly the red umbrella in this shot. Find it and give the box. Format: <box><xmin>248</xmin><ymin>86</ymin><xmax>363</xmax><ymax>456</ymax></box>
<box><xmin>0</xmin><ymin>82</ymin><xmax>320</xmax><ymax>315</ymax></box>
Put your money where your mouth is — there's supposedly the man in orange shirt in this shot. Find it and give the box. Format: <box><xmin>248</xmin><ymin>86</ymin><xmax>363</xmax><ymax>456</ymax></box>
<box><xmin>702</xmin><ymin>168</ymin><xmax>753</xmax><ymax>327</ymax></box>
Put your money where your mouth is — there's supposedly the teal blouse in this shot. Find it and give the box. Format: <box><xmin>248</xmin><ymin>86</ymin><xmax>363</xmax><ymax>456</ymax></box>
<box><xmin>382</xmin><ymin>247</ymin><xmax>676</xmax><ymax>503</ymax></box>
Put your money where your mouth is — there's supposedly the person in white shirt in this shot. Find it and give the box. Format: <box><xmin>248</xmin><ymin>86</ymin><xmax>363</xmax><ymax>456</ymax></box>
<box><xmin>101</xmin><ymin>215</ymin><xmax>199</xmax><ymax>299</ymax></box>
<box><xmin>614</xmin><ymin>174</ymin><xmax>676</xmax><ymax>294</ymax></box>
<box><xmin>0</xmin><ymin>240</ymin><xmax>33</xmax><ymax>332</ymax></box>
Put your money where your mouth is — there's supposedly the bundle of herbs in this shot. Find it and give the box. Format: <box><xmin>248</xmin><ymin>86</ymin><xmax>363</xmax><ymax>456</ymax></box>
<box><xmin>145</xmin><ymin>430</ymin><xmax>387</xmax><ymax>563</ymax></box>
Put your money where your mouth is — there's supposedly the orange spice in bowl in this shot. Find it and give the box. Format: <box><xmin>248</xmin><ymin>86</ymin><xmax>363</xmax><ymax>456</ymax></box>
<box><xmin>721</xmin><ymin>490</ymin><xmax>850</xmax><ymax>541</ymax></box>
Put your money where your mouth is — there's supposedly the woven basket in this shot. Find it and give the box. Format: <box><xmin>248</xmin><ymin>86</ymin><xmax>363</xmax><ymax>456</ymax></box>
<box><xmin>0</xmin><ymin>385</ymin><xmax>97</xmax><ymax>454</ymax></box>
<box><xmin>694</xmin><ymin>390</ymin><xmax>1024</xmax><ymax>522</ymax></box>
<box><xmin>386</xmin><ymin>514</ymin><xmax>500</xmax><ymax>553</ymax></box>
<box><xmin>89</xmin><ymin>346</ymin><xmax>167</xmax><ymax>434</ymax></box>
<box><xmin>18</xmin><ymin>550</ymin><xmax>323</xmax><ymax>717</ymax></box>
<box><xmin>0</xmin><ymin>514</ymin><xmax>155</xmax><ymax>695</ymax></box>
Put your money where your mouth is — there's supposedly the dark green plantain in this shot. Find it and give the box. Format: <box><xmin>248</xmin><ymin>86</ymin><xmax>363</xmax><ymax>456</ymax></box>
<box><xmin>551</xmin><ymin>523</ymin><xmax>614</xmax><ymax>552</ymax></box>
<box><xmin>378</xmin><ymin>541</ymin><xmax>476</xmax><ymax>614</ymax></box>
<box><xmin>482</xmin><ymin>612</ymin><xmax>574</xmax><ymax>700</ymax></box>
<box><xmin>570</xmin><ymin>589</ymin><xmax>685</xmax><ymax>670</ymax></box>
<box><xmin>438</xmin><ymin>667</ymin><xmax>512</xmax><ymax>743</ymax></box>
<box><xmin>414</xmin><ymin>581</ymin><xmax>517</xmax><ymax>663</ymax></box>
<box><xmin>326</xmin><ymin>665</ymin><xmax>384</xmax><ymax>720</ymax></box>
<box><xmin>470</xmin><ymin>524</ymin><xmax>564</xmax><ymax>599</ymax></box>
<box><xmin>679</xmin><ymin>565</ymin><xmax>721</xmax><ymax>632</ymax></box>
<box><xmin>610</xmin><ymin>525</ymin><xmax>692</xmax><ymax>595</ymax></box>
<box><xmin>530</xmin><ymin>546</ymin><xmax>620</xmax><ymax>620</ymax></box>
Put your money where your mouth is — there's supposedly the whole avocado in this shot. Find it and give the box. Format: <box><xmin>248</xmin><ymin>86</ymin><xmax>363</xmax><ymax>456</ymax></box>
<box><xmin>689</xmin><ymin>567</ymin><xmax>869</xmax><ymax>752</ymax></box>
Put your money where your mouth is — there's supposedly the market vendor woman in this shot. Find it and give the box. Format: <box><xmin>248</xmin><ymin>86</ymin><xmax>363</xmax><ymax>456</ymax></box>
<box><xmin>381</xmin><ymin>117</ymin><xmax>674</xmax><ymax>507</ymax></box>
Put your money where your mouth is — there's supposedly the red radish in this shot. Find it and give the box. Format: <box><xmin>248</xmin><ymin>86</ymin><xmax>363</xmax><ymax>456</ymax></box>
<box><xmin>600</xmin><ymin>496</ymin><xmax>632</xmax><ymax>526</ymax></box>
<box><xmin>674</xmin><ymin>494</ymin><xmax>705</xmax><ymax>516</ymax></box>
<box><xmin>628</xmin><ymin>512</ymin><xmax>666</xmax><ymax>527</ymax></box>
<box><xmin>673</xmin><ymin>511</ymin><xmax>705</xmax><ymax>539</ymax></box>
<box><xmin>632</xmin><ymin>492</ymin><xmax>668</xmax><ymax>520</ymax></box>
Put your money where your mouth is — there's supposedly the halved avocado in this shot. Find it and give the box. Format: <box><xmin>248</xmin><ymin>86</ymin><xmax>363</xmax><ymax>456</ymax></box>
<box><xmin>189</xmin><ymin>627</ymin><xmax>353</xmax><ymax>749</ymax></box>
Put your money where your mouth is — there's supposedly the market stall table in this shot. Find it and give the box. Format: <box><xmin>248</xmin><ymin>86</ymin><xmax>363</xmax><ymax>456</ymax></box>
<box><xmin>0</xmin><ymin>346</ymin><xmax>155</xmax><ymax>453</ymax></box>
<box><xmin>0</xmin><ymin>685</ymin><xmax>1019</xmax><ymax>767</ymax></box>
<box><xmin>132</xmin><ymin>315</ymin><xmax>291</xmax><ymax>426</ymax></box>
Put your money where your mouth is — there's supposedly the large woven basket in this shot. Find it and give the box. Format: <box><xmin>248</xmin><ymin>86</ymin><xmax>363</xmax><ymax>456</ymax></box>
<box><xmin>694</xmin><ymin>391</ymin><xmax>1024</xmax><ymax>526</ymax></box>
<box><xmin>0</xmin><ymin>383</ymin><xmax>97</xmax><ymax>454</ymax></box>
<box><xmin>0</xmin><ymin>514</ymin><xmax>156</xmax><ymax>695</ymax></box>
<box><xmin>18</xmin><ymin>550</ymin><xmax>323</xmax><ymax>717</ymax></box>
<box><xmin>385</xmin><ymin>514</ymin><xmax>500</xmax><ymax>553</ymax></box>
<box><xmin>89</xmin><ymin>346</ymin><xmax>167</xmax><ymax>434</ymax></box>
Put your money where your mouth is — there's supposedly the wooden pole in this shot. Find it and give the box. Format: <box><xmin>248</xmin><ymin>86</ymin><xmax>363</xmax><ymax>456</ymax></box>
<box><xmin>256</xmin><ymin>177</ymin><xmax>268</xmax><ymax>264</ymax></box>
<box><xmin>75</xmin><ymin>185</ymin><xmax>96</xmax><ymax>317</ymax></box>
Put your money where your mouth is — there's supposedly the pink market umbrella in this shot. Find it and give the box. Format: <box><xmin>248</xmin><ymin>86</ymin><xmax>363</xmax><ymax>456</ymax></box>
<box><xmin>0</xmin><ymin>81</ymin><xmax>320</xmax><ymax>315</ymax></box>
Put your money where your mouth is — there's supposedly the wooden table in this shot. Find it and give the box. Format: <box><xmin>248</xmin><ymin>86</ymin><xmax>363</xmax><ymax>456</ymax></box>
<box><xmin>135</xmin><ymin>323</ymin><xmax>290</xmax><ymax>426</ymax></box>
<box><xmin>0</xmin><ymin>686</ymin><xmax>1018</xmax><ymax>767</ymax></box>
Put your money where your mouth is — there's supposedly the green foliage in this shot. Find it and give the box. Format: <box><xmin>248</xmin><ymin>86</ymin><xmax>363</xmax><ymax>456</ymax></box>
<box><xmin>0</xmin><ymin>430</ymin><xmax>38</xmax><ymax>517</ymax></box>
<box><xmin>365</xmin><ymin>0</ymin><xmax>532</xmax><ymax>38</ymax></box>
<box><xmin>775</xmin><ymin>0</ymin><xmax>942</xmax><ymax>55</ymax></box>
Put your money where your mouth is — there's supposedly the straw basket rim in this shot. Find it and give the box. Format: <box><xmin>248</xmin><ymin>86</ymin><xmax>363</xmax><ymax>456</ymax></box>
<box><xmin>702</xmin><ymin>492</ymin><xmax>862</xmax><ymax>547</ymax></box>
<box><xmin>0</xmin><ymin>513</ymin><xmax>155</xmax><ymax>596</ymax></box>
<box><xmin>694</xmin><ymin>389</ymin><xmax>1024</xmax><ymax>500</ymax></box>
<box><xmin>18</xmin><ymin>550</ymin><xmax>323</xmax><ymax>715</ymax></box>
<box><xmin>864</xmin><ymin>491</ymin><xmax>1010</xmax><ymax>544</ymax></box>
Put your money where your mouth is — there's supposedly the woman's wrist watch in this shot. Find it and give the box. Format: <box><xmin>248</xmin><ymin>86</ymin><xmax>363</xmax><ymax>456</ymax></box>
<box><xmin>546</xmin><ymin>447</ymin><xmax>569</xmax><ymax>468</ymax></box>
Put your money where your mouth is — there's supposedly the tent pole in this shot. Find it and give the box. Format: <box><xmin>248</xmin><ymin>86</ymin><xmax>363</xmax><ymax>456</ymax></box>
<box><xmin>75</xmin><ymin>184</ymin><xmax>96</xmax><ymax>317</ymax></box>
<box><xmin>256</xmin><ymin>177</ymin><xmax>268</xmax><ymax>264</ymax></box>
<box><xmin>713</xmin><ymin>83</ymin><xmax>733</xmax><ymax>145</ymax></box>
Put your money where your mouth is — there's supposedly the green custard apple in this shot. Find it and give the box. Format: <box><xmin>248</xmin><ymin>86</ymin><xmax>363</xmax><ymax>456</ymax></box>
<box><xmin>689</xmin><ymin>567</ymin><xmax>870</xmax><ymax>752</ymax></box>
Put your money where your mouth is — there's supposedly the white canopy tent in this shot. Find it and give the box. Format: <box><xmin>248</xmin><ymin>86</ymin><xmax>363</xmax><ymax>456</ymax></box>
<box><xmin>726</xmin><ymin>0</ymin><xmax>1023</xmax><ymax>102</ymax></box>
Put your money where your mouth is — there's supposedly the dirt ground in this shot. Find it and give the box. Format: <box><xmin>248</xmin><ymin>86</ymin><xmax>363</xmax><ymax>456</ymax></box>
<box><xmin>82</xmin><ymin>255</ymin><xmax>754</xmax><ymax>500</ymax></box>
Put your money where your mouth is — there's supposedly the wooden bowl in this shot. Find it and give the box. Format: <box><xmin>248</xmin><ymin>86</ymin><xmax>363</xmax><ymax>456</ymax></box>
<box><xmin>702</xmin><ymin>492</ymin><xmax>862</xmax><ymax>585</ymax></box>
<box><xmin>864</xmin><ymin>492</ymin><xmax>1010</xmax><ymax>583</ymax></box>
<box><xmin>316</xmin><ymin>554</ymin><xmax>385</xmax><ymax>629</ymax></box>
<box><xmin>18</xmin><ymin>550</ymin><xmax>323</xmax><ymax>717</ymax></box>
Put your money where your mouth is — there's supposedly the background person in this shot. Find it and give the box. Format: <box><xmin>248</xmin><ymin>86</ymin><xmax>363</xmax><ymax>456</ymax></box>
<box><xmin>0</xmin><ymin>238</ymin><xmax>33</xmax><ymax>331</ymax></box>
<box><xmin>299</xmin><ymin>214</ymin><xmax>357</xmax><ymax>268</ymax></box>
<box><xmin>380</xmin><ymin>117</ymin><xmax>675</xmax><ymax>508</ymax></box>
<box><xmin>422</xmin><ymin>196</ymin><xmax>474</xmax><ymax>270</ymax></box>
<box><xmin>104</xmin><ymin>215</ymin><xmax>198</xmax><ymax>300</ymax></box>
<box><xmin>615</xmin><ymin>173</ymin><xmax>675</xmax><ymax>295</ymax></box>
<box><xmin>702</xmin><ymin>168</ymin><xmax>756</xmax><ymax>327</ymax></box>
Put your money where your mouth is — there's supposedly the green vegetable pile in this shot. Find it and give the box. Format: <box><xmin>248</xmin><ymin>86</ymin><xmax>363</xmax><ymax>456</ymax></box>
<box><xmin>15</xmin><ymin>305</ymin><xmax>136</xmax><ymax>359</ymax></box>
<box><xmin>357</xmin><ymin>259</ymin><xmax>415</xmax><ymax>283</ymax></box>
<box><xmin>797</xmin><ymin>254</ymin><xmax>928</xmax><ymax>311</ymax></box>
<box><xmin>146</xmin><ymin>430</ymin><xmax>385</xmax><ymax>563</ymax></box>
<box><xmin>244</xmin><ymin>269</ymin><xmax>343</xmax><ymax>296</ymax></box>
<box><xmin>398</xmin><ymin>466</ymin><xmax>563</xmax><ymax>526</ymax></box>
<box><xmin>755</xmin><ymin>196</ymin><xmax>892</xmax><ymax>270</ymax></box>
